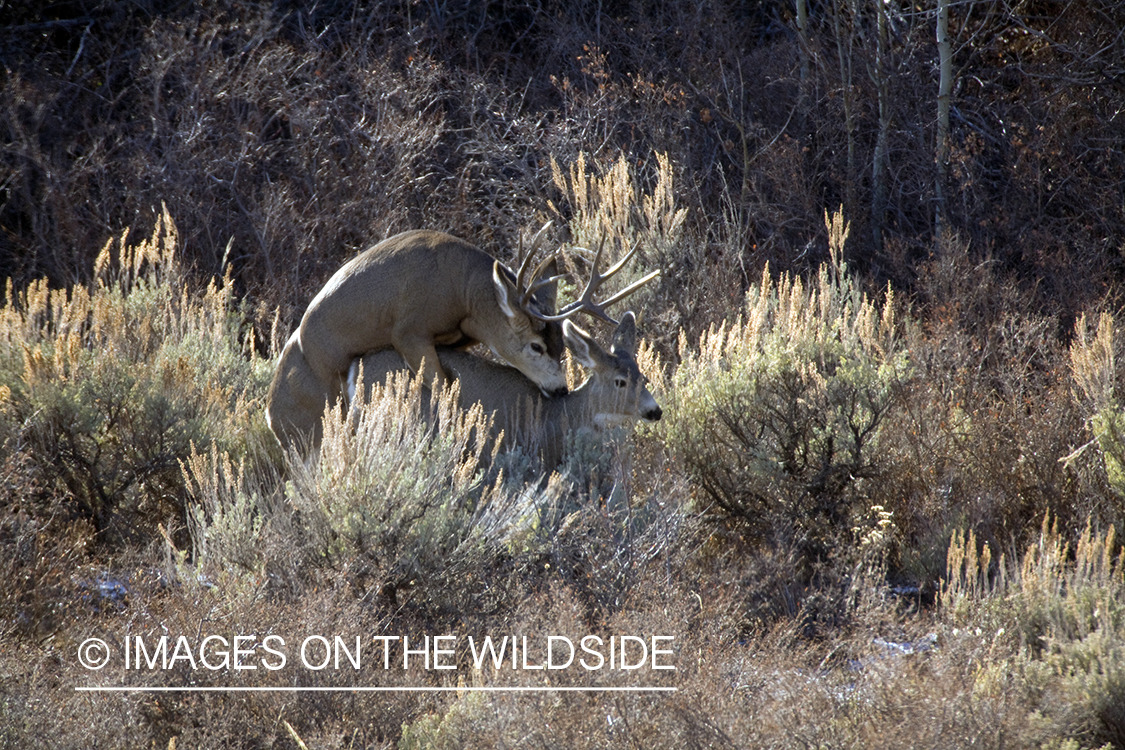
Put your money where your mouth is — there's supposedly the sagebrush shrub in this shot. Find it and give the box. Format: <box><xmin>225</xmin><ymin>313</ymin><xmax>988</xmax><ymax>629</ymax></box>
<box><xmin>283</xmin><ymin>370</ymin><xmax>498</xmax><ymax>590</ymax></box>
<box><xmin>1070</xmin><ymin>311</ymin><xmax>1125</xmax><ymax>521</ymax></box>
<box><xmin>0</xmin><ymin>208</ymin><xmax>273</xmax><ymax>544</ymax></box>
<box><xmin>547</xmin><ymin>151</ymin><xmax>684</xmax><ymax>346</ymax></box>
<box><xmin>942</xmin><ymin>516</ymin><xmax>1125</xmax><ymax>746</ymax></box>
<box><xmin>663</xmin><ymin>211</ymin><xmax>910</xmax><ymax>566</ymax></box>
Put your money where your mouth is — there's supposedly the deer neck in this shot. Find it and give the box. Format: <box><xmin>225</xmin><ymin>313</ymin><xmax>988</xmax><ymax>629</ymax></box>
<box><xmin>549</xmin><ymin>377</ymin><xmax>593</xmax><ymax>425</ymax></box>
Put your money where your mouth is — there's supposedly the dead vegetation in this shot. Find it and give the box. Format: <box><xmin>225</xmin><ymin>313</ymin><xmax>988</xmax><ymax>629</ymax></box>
<box><xmin>3</xmin><ymin>1</ymin><xmax>1125</xmax><ymax>747</ymax></box>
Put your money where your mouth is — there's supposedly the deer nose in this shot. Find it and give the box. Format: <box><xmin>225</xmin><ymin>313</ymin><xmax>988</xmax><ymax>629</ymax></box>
<box><xmin>546</xmin><ymin>385</ymin><xmax>569</xmax><ymax>398</ymax></box>
<box><xmin>645</xmin><ymin>406</ymin><xmax>663</xmax><ymax>421</ymax></box>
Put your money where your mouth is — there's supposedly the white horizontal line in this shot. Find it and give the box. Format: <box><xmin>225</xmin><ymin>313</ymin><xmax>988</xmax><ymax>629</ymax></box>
<box><xmin>76</xmin><ymin>685</ymin><xmax>677</xmax><ymax>693</ymax></box>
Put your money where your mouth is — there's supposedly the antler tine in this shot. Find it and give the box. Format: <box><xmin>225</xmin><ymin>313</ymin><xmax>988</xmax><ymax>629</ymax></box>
<box><xmin>514</xmin><ymin>220</ymin><xmax>554</xmax><ymax>292</ymax></box>
<box><xmin>567</xmin><ymin>234</ymin><xmax>618</xmax><ymax>323</ymax></box>
<box><xmin>592</xmin><ymin>268</ymin><xmax>662</xmax><ymax>311</ymax></box>
<box><xmin>520</xmin><ymin>253</ymin><xmax>566</xmax><ymax>306</ymax></box>
<box><xmin>596</xmin><ymin>236</ymin><xmax>639</xmax><ymax>283</ymax></box>
<box><xmin>527</xmin><ymin>235</ymin><xmax>659</xmax><ymax>325</ymax></box>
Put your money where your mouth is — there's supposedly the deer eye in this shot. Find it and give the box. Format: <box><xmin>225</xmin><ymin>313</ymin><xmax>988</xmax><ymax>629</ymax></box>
<box><xmin>615</xmin><ymin>378</ymin><xmax>628</xmax><ymax>389</ymax></box>
<box><xmin>531</xmin><ymin>342</ymin><xmax>545</xmax><ymax>355</ymax></box>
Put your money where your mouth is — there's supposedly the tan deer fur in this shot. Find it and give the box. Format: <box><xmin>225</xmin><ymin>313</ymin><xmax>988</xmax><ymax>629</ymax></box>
<box><xmin>266</xmin><ymin>229</ymin><xmax>567</xmax><ymax>450</ymax></box>
<box><xmin>347</xmin><ymin>312</ymin><xmax>662</xmax><ymax>468</ymax></box>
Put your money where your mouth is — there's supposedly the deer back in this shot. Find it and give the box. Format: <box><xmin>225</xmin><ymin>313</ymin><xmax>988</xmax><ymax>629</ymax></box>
<box><xmin>297</xmin><ymin>230</ymin><xmax>566</xmax><ymax>389</ymax></box>
<box><xmin>347</xmin><ymin>313</ymin><xmax>662</xmax><ymax>468</ymax></box>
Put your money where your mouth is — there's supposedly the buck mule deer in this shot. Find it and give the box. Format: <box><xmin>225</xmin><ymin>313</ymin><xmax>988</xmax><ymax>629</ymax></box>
<box><xmin>267</xmin><ymin>226</ymin><xmax>566</xmax><ymax>449</ymax></box>
<box><xmin>267</xmin><ymin>226</ymin><xmax>658</xmax><ymax>451</ymax></box>
<box><xmin>347</xmin><ymin>312</ymin><xmax>662</xmax><ymax>469</ymax></box>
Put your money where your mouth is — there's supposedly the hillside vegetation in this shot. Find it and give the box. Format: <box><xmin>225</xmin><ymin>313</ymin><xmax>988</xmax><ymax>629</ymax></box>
<box><xmin>2</xmin><ymin>1</ymin><xmax>1125</xmax><ymax>747</ymax></box>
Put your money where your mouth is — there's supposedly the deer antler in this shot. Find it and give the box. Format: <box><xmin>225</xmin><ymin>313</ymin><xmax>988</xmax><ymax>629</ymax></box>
<box><xmin>514</xmin><ymin>221</ymin><xmax>562</xmax><ymax>297</ymax></box>
<box><xmin>527</xmin><ymin>236</ymin><xmax>660</xmax><ymax>325</ymax></box>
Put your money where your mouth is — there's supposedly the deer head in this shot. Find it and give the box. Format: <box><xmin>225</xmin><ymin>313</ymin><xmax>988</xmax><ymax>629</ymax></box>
<box><xmin>561</xmin><ymin>311</ymin><xmax>662</xmax><ymax>427</ymax></box>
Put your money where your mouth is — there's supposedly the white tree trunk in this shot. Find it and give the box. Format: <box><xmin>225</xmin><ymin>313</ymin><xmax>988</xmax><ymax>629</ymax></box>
<box><xmin>871</xmin><ymin>0</ymin><xmax>891</xmax><ymax>250</ymax></box>
<box><xmin>935</xmin><ymin>0</ymin><xmax>953</xmax><ymax>238</ymax></box>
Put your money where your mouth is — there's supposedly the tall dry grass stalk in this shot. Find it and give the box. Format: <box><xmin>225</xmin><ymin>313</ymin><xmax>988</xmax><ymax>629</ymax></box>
<box><xmin>549</xmin><ymin>151</ymin><xmax>686</xmax><ymax>250</ymax></box>
<box><xmin>1071</xmin><ymin>312</ymin><xmax>1117</xmax><ymax>409</ymax></box>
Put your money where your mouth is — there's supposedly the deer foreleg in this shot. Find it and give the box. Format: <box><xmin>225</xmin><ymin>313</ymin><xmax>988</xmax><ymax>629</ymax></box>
<box><xmin>393</xmin><ymin>332</ymin><xmax>449</xmax><ymax>390</ymax></box>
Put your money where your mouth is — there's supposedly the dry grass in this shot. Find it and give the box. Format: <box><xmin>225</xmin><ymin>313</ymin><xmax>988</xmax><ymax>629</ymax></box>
<box><xmin>2</xmin><ymin>1</ymin><xmax>1125</xmax><ymax>747</ymax></box>
<box><xmin>0</xmin><ymin>158</ymin><xmax>1120</xmax><ymax>750</ymax></box>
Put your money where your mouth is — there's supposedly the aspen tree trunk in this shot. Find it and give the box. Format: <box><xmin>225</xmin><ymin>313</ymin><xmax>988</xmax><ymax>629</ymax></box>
<box><xmin>935</xmin><ymin>0</ymin><xmax>953</xmax><ymax>237</ymax></box>
<box><xmin>796</xmin><ymin>0</ymin><xmax>809</xmax><ymax>131</ymax></box>
<box><xmin>871</xmin><ymin>0</ymin><xmax>891</xmax><ymax>250</ymax></box>
<box><xmin>833</xmin><ymin>0</ymin><xmax>858</xmax><ymax>216</ymax></box>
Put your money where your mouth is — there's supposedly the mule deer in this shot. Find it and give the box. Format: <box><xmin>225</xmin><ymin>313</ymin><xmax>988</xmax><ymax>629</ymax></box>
<box><xmin>267</xmin><ymin>225</ymin><xmax>658</xmax><ymax>451</ymax></box>
<box><xmin>346</xmin><ymin>312</ymin><xmax>662</xmax><ymax>469</ymax></box>
<box><xmin>267</xmin><ymin>226</ymin><xmax>560</xmax><ymax>449</ymax></box>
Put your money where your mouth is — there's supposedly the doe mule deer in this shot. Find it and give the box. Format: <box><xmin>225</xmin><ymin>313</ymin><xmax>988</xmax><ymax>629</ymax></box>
<box><xmin>347</xmin><ymin>312</ymin><xmax>662</xmax><ymax>469</ymax></box>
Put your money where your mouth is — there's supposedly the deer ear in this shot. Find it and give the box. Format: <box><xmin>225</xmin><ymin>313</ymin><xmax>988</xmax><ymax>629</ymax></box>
<box><xmin>492</xmin><ymin>261</ymin><xmax>519</xmax><ymax>319</ymax></box>
<box><xmin>612</xmin><ymin>311</ymin><xmax>637</xmax><ymax>355</ymax></box>
<box><xmin>563</xmin><ymin>319</ymin><xmax>603</xmax><ymax>369</ymax></box>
